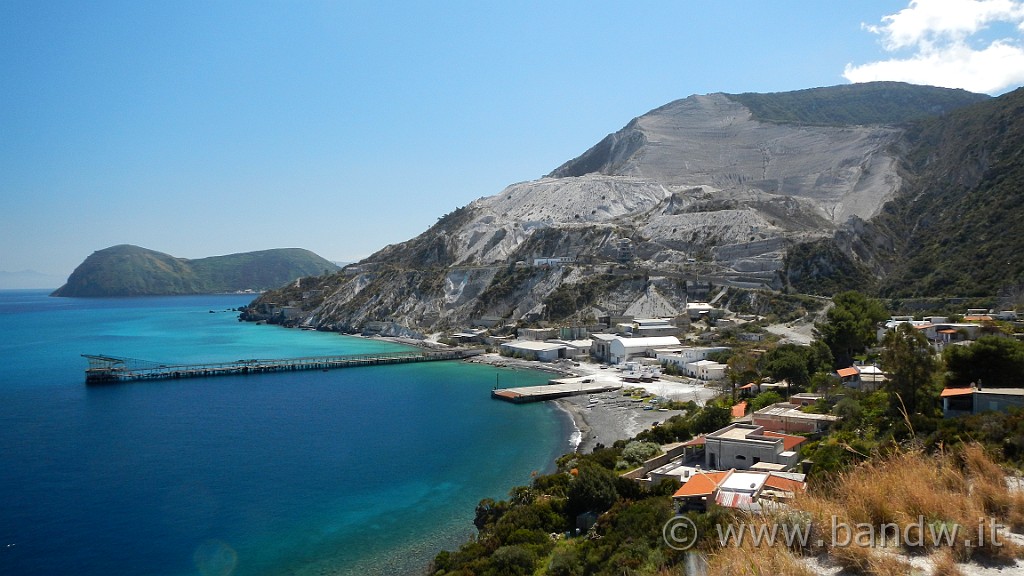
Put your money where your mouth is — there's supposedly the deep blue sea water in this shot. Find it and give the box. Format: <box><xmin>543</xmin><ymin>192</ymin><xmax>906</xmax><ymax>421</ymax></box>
<box><xmin>0</xmin><ymin>290</ymin><xmax>569</xmax><ymax>575</ymax></box>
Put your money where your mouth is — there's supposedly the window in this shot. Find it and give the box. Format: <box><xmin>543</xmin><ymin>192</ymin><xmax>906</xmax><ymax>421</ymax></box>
<box><xmin>735</xmin><ymin>455</ymin><xmax>746</xmax><ymax>461</ymax></box>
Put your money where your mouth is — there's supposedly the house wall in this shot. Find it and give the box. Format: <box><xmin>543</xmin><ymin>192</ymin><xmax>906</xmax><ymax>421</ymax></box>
<box><xmin>705</xmin><ymin>437</ymin><xmax>783</xmax><ymax>470</ymax></box>
<box><xmin>684</xmin><ymin>361</ymin><xmax>726</xmax><ymax>380</ymax></box>
<box><xmin>590</xmin><ymin>338</ymin><xmax>613</xmax><ymax>363</ymax></box>
<box><xmin>751</xmin><ymin>414</ymin><xmax>816</xmax><ymax>434</ymax></box>
<box><xmin>973</xmin><ymin>392</ymin><xmax>1024</xmax><ymax>414</ymax></box>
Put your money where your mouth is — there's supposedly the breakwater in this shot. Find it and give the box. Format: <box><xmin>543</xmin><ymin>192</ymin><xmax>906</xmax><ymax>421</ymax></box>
<box><xmin>82</xmin><ymin>349</ymin><xmax>483</xmax><ymax>384</ymax></box>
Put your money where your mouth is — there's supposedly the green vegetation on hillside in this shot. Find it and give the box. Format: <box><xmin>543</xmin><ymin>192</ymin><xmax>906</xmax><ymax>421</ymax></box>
<box><xmin>873</xmin><ymin>86</ymin><xmax>1024</xmax><ymax>298</ymax></box>
<box><xmin>51</xmin><ymin>244</ymin><xmax>338</xmax><ymax>297</ymax></box>
<box><xmin>726</xmin><ymin>81</ymin><xmax>988</xmax><ymax>126</ymax></box>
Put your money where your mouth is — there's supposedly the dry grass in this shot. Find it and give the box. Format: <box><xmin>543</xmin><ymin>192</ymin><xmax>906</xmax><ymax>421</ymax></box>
<box><xmin>706</xmin><ymin>539</ymin><xmax>816</xmax><ymax>576</ymax></box>
<box><xmin>930</xmin><ymin>547</ymin><xmax>965</xmax><ymax>576</ymax></box>
<box><xmin>703</xmin><ymin>443</ymin><xmax>1024</xmax><ymax>575</ymax></box>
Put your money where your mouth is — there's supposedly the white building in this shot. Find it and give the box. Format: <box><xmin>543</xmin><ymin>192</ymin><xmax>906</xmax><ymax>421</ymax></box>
<box><xmin>685</xmin><ymin>359</ymin><xmax>727</xmax><ymax>380</ymax></box>
<box><xmin>609</xmin><ymin>336</ymin><xmax>682</xmax><ymax>364</ymax></box>
<box><xmin>657</xmin><ymin>346</ymin><xmax>729</xmax><ymax>370</ymax></box>
<box><xmin>500</xmin><ymin>341</ymin><xmax>566</xmax><ymax>362</ymax></box>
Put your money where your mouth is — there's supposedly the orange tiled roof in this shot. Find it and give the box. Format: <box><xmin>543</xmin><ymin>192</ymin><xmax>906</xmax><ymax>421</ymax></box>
<box><xmin>763</xmin><ymin>474</ymin><xmax>806</xmax><ymax>493</ymax></box>
<box><xmin>836</xmin><ymin>367</ymin><xmax>859</xmax><ymax>378</ymax></box>
<box><xmin>940</xmin><ymin>387</ymin><xmax>976</xmax><ymax>398</ymax></box>
<box><xmin>762</xmin><ymin>431</ymin><xmax>806</xmax><ymax>451</ymax></box>
<box><xmin>672</xmin><ymin>471</ymin><xmax>731</xmax><ymax>498</ymax></box>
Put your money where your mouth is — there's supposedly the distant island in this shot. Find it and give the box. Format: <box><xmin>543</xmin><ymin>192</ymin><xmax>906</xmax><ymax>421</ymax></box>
<box><xmin>51</xmin><ymin>244</ymin><xmax>338</xmax><ymax>297</ymax></box>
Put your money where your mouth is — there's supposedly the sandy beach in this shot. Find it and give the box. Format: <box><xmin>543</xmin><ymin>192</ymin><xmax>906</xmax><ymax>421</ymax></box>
<box><xmin>465</xmin><ymin>352</ymin><xmax>722</xmax><ymax>454</ymax></box>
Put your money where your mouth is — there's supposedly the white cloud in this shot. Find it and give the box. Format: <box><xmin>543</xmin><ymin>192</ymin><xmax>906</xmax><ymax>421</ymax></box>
<box><xmin>845</xmin><ymin>0</ymin><xmax>1024</xmax><ymax>94</ymax></box>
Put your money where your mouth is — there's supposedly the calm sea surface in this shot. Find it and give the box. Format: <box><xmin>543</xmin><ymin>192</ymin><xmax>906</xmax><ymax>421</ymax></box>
<box><xmin>0</xmin><ymin>290</ymin><xmax>569</xmax><ymax>575</ymax></box>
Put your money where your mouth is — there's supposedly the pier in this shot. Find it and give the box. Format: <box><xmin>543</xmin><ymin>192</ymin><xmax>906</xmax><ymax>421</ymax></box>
<box><xmin>82</xmin><ymin>349</ymin><xmax>482</xmax><ymax>384</ymax></box>
<box><xmin>491</xmin><ymin>376</ymin><xmax>621</xmax><ymax>404</ymax></box>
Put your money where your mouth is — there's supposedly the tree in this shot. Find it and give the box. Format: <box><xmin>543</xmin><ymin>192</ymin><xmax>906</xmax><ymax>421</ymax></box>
<box><xmin>566</xmin><ymin>462</ymin><xmax>618</xmax><ymax>519</ymax></box>
<box><xmin>691</xmin><ymin>405</ymin><xmax>732</xmax><ymax>434</ymax></box>
<box><xmin>726</xmin><ymin>352</ymin><xmax>760</xmax><ymax>402</ymax></box>
<box><xmin>943</xmin><ymin>335</ymin><xmax>1024</xmax><ymax>388</ymax></box>
<box><xmin>750</xmin><ymin>390</ymin><xmax>784</xmax><ymax>411</ymax></box>
<box><xmin>815</xmin><ymin>291</ymin><xmax>889</xmax><ymax>368</ymax></box>
<box><xmin>881</xmin><ymin>323</ymin><xmax>939</xmax><ymax>416</ymax></box>
<box><xmin>765</xmin><ymin>344</ymin><xmax>811</xmax><ymax>389</ymax></box>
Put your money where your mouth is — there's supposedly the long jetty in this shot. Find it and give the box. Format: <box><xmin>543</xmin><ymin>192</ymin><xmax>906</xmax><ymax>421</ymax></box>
<box><xmin>82</xmin><ymin>349</ymin><xmax>482</xmax><ymax>384</ymax></box>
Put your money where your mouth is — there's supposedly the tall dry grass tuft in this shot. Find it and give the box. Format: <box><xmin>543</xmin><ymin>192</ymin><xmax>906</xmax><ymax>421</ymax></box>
<box><xmin>962</xmin><ymin>443</ymin><xmax>1013</xmax><ymax>516</ymax></box>
<box><xmin>702</xmin><ymin>443</ymin><xmax>1022</xmax><ymax>575</ymax></box>
<box><xmin>706</xmin><ymin>536</ymin><xmax>816</xmax><ymax>576</ymax></box>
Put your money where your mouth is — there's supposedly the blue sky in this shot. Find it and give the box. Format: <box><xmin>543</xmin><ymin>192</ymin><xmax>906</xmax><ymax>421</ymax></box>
<box><xmin>3</xmin><ymin>0</ymin><xmax>1024</xmax><ymax>285</ymax></box>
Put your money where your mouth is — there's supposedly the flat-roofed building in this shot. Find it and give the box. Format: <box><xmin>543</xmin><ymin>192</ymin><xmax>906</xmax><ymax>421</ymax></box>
<box><xmin>752</xmin><ymin>402</ymin><xmax>839</xmax><ymax>434</ymax></box>
<box><xmin>658</xmin><ymin>346</ymin><xmax>729</xmax><ymax>371</ymax></box>
<box><xmin>704</xmin><ymin>423</ymin><xmax>805</xmax><ymax>471</ymax></box>
<box><xmin>500</xmin><ymin>340</ymin><xmax>566</xmax><ymax>362</ymax></box>
<box><xmin>685</xmin><ymin>359</ymin><xmax>727</xmax><ymax>380</ymax></box>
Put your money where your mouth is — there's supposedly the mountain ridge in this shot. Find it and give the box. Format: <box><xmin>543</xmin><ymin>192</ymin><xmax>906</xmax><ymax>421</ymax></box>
<box><xmin>246</xmin><ymin>82</ymin><xmax>1015</xmax><ymax>333</ymax></box>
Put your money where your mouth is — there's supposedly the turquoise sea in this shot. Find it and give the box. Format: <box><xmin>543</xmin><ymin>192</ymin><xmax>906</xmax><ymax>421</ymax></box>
<box><xmin>0</xmin><ymin>290</ymin><xmax>570</xmax><ymax>575</ymax></box>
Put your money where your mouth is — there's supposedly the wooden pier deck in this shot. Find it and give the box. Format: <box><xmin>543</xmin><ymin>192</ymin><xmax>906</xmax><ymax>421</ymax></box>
<box><xmin>82</xmin><ymin>349</ymin><xmax>482</xmax><ymax>384</ymax></box>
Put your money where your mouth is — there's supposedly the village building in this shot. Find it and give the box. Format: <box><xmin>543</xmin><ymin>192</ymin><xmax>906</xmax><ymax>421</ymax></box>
<box><xmin>656</xmin><ymin>346</ymin><xmax>729</xmax><ymax>371</ymax></box>
<box><xmin>672</xmin><ymin>468</ymin><xmax>806</xmax><ymax>512</ymax></box>
<box><xmin>752</xmin><ymin>402</ymin><xmax>839</xmax><ymax>434</ymax></box>
<box><xmin>704</xmin><ymin>423</ymin><xmax>805</xmax><ymax>471</ymax></box>
<box><xmin>608</xmin><ymin>336</ymin><xmax>682</xmax><ymax>364</ymax></box>
<box><xmin>685</xmin><ymin>359</ymin><xmax>727</xmax><ymax>380</ymax></box>
<box><xmin>835</xmin><ymin>365</ymin><xmax>886</xmax><ymax>391</ymax></box>
<box><xmin>941</xmin><ymin>387</ymin><xmax>1024</xmax><ymax>417</ymax></box>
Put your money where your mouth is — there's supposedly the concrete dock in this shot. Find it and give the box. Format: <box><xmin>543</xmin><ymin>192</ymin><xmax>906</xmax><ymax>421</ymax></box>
<box><xmin>491</xmin><ymin>377</ymin><xmax>621</xmax><ymax>404</ymax></box>
<box><xmin>82</xmin><ymin>349</ymin><xmax>483</xmax><ymax>384</ymax></box>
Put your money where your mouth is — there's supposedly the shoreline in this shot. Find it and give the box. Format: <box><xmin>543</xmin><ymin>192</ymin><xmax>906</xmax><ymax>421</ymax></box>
<box><xmin>459</xmin><ymin>351</ymin><xmax>721</xmax><ymax>455</ymax></box>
